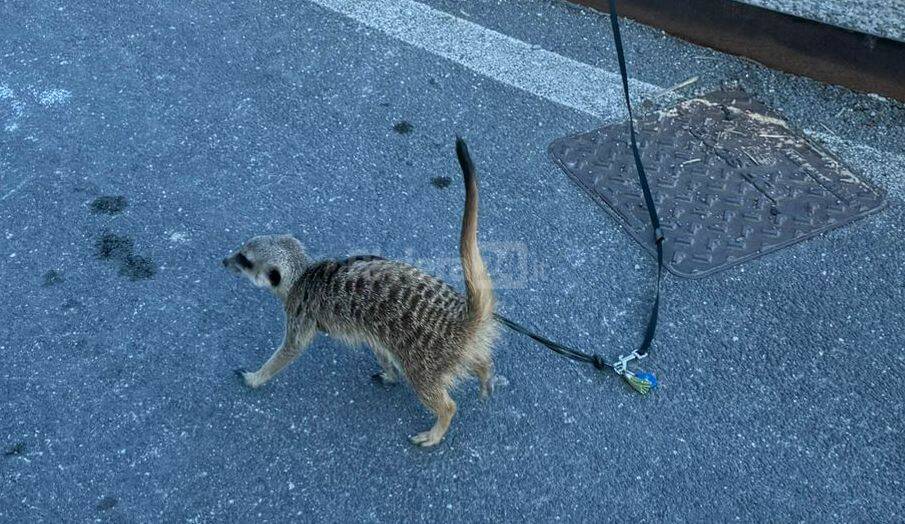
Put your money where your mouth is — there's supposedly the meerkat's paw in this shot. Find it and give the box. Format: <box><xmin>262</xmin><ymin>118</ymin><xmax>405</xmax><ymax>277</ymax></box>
<box><xmin>371</xmin><ymin>371</ymin><xmax>398</xmax><ymax>386</ymax></box>
<box><xmin>234</xmin><ymin>368</ymin><xmax>263</xmax><ymax>389</ymax></box>
<box><xmin>409</xmin><ymin>430</ymin><xmax>444</xmax><ymax>447</ymax></box>
<box><xmin>479</xmin><ymin>379</ymin><xmax>494</xmax><ymax>399</ymax></box>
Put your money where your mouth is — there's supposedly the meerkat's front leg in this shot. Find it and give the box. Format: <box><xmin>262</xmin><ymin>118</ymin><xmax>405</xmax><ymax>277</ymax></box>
<box><xmin>237</xmin><ymin>319</ymin><xmax>315</xmax><ymax>389</ymax></box>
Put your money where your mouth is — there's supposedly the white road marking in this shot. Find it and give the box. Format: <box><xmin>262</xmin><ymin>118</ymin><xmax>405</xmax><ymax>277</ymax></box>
<box><xmin>305</xmin><ymin>0</ymin><xmax>658</xmax><ymax>118</ymax></box>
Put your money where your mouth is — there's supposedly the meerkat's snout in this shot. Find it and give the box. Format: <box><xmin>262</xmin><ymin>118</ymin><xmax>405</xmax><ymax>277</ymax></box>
<box><xmin>222</xmin><ymin>255</ymin><xmax>238</xmax><ymax>272</ymax></box>
<box><xmin>221</xmin><ymin>251</ymin><xmax>252</xmax><ymax>277</ymax></box>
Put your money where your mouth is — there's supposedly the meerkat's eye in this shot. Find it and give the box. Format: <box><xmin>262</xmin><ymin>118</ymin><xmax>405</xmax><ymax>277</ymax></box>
<box><xmin>235</xmin><ymin>253</ymin><xmax>254</xmax><ymax>269</ymax></box>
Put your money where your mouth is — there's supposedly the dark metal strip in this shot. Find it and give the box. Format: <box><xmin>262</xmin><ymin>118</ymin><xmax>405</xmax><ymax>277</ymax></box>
<box><xmin>570</xmin><ymin>0</ymin><xmax>905</xmax><ymax>102</ymax></box>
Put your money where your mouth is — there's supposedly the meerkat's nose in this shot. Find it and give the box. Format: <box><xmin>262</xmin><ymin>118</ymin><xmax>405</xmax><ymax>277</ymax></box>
<box><xmin>222</xmin><ymin>257</ymin><xmax>230</xmax><ymax>267</ymax></box>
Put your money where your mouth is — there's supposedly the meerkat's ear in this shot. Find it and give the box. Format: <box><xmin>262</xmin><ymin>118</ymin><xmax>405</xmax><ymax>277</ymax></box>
<box><xmin>267</xmin><ymin>268</ymin><xmax>282</xmax><ymax>287</ymax></box>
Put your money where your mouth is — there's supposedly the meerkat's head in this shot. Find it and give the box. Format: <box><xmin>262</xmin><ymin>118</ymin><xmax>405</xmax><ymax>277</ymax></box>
<box><xmin>222</xmin><ymin>234</ymin><xmax>307</xmax><ymax>298</ymax></box>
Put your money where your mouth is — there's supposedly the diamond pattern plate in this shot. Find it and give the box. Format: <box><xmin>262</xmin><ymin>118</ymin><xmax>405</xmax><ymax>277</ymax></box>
<box><xmin>549</xmin><ymin>90</ymin><xmax>887</xmax><ymax>278</ymax></box>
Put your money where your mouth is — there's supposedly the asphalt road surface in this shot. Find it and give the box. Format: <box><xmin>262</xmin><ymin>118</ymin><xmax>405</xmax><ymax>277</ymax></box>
<box><xmin>1</xmin><ymin>0</ymin><xmax>903</xmax><ymax>521</ymax></box>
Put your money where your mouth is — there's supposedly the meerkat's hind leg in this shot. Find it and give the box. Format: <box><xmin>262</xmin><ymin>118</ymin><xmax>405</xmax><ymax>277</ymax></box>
<box><xmin>472</xmin><ymin>356</ymin><xmax>494</xmax><ymax>399</ymax></box>
<box><xmin>370</xmin><ymin>344</ymin><xmax>401</xmax><ymax>386</ymax></box>
<box><xmin>410</xmin><ymin>386</ymin><xmax>457</xmax><ymax>447</ymax></box>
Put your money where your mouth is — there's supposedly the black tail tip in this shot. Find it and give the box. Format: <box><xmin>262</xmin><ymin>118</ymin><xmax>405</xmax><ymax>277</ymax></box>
<box><xmin>455</xmin><ymin>136</ymin><xmax>474</xmax><ymax>178</ymax></box>
<box><xmin>455</xmin><ymin>136</ymin><xmax>467</xmax><ymax>154</ymax></box>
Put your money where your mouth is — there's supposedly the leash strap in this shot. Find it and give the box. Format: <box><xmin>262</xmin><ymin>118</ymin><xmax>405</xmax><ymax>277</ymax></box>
<box><xmin>607</xmin><ymin>0</ymin><xmax>664</xmax><ymax>360</ymax></box>
<box><xmin>492</xmin><ymin>0</ymin><xmax>664</xmax><ymax>395</ymax></box>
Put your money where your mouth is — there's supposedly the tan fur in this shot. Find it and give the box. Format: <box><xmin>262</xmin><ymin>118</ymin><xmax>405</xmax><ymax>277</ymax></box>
<box><xmin>223</xmin><ymin>168</ymin><xmax>497</xmax><ymax>447</ymax></box>
<box><xmin>460</xmin><ymin>163</ymin><xmax>495</xmax><ymax>326</ymax></box>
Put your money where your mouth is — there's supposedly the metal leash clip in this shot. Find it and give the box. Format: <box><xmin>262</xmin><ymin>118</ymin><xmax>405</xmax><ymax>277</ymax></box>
<box><xmin>612</xmin><ymin>349</ymin><xmax>646</xmax><ymax>376</ymax></box>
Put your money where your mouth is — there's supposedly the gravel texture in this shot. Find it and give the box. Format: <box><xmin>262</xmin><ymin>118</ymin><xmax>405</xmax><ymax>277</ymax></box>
<box><xmin>1</xmin><ymin>0</ymin><xmax>903</xmax><ymax>521</ymax></box>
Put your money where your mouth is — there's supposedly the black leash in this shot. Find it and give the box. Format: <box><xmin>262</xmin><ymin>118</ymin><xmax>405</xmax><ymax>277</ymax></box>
<box><xmin>489</xmin><ymin>0</ymin><xmax>664</xmax><ymax>395</ymax></box>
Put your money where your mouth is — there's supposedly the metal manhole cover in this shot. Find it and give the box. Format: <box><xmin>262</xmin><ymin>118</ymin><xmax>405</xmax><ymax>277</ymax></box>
<box><xmin>549</xmin><ymin>89</ymin><xmax>886</xmax><ymax>278</ymax></box>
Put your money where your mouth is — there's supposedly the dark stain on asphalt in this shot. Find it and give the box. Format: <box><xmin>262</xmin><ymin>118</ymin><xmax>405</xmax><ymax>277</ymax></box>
<box><xmin>119</xmin><ymin>255</ymin><xmax>156</xmax><ymax>280</ymax></box>
<box><xmin>392</xmin><ymin>120</ymin><xmax>413</xmax><ymax>134</ymax></box>
<box><xmin>4</xmin><ymin>442</ymin><xmax>25</xmax><ymax>457</ymax></box>
<box><xmin>42</xmin><ymin>269</ymin><xmax>64</xmax><ymax>287</ymax></box>
<box><xmin>90</xmin><ymin>195</ymin><xmax>128</xmax><ymax>215</ymax></box>
<box><xmin>95</xmin><ymin>233</ymin><xmax>134</xmax><ymax>260</ymax></box>
<box><xmin>431</xmin><ymin>176</ymin><xmax>452</xmax><ymax>189</ymax></box>
<box><xmin>94</xmin><ymin>233</ymin><xmax>156</xmax><ymax>280</ymax></box>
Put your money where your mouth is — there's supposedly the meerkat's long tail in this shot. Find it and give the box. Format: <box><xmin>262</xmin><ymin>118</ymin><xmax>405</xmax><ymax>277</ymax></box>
<box><xmin>455</xmin><ymin>137</ymin><xmax>495</xmax><ymax>325</ymax></box>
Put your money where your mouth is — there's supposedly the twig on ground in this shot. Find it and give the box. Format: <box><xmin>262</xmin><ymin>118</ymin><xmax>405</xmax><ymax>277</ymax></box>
<box><xmin>652</xmin><ymin>76</ymin><xmax>699</xmax><ymax>99</ymax></box>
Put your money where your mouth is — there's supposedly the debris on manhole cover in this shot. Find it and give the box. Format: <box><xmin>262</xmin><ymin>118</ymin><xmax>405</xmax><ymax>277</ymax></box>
<box><xmin>549</xmin><ymin>90</ymin><xmax>886</xmax><ymax>278</ymax></box>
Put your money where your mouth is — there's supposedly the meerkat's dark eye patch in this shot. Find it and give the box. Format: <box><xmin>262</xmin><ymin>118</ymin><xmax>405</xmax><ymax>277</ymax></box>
<box><xmin>267</xmin><ymin>268</ymin><xmax>281</xmax><ymax>287</ymax></box>
<box><xmin>235</xmin><ymin>253</ymin><xmax>253</xmax><ymax>269</ymax></box>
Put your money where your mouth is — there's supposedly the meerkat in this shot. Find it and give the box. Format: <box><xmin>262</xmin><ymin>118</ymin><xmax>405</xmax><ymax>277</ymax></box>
<box><xmin>222</xmin><ymin>139</ymin><xmax>497</xmax><ymax>447</ymax></box>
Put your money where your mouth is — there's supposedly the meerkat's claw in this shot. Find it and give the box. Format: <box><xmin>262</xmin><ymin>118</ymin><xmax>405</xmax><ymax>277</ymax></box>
<box><xmin>235</xmin><ymin>368</ymin><xmax>261</xmax><ymax>389</ymax></box>
<box><xmin>410</xmin><ymin>431</ymin><xmax>443</xmax><ymax>447</ymax></box>
<box><xmin>371</xmin><ymin>372</ymin><xmax>397</xmax><ymax>386</ymax></box>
